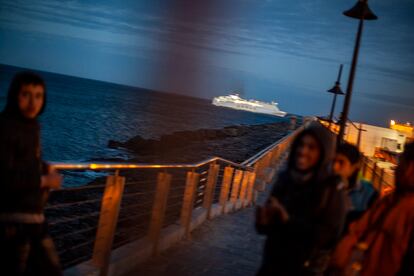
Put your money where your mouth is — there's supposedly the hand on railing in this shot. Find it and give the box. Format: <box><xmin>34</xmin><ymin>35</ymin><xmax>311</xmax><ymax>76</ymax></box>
<box><xmin>42</xmin><ymin>164</ymin><xmax>63</xmax><ymax>190</ymax></box>
<box><xmin>41</xmin><ymin>172</ymin><xmax>63</xmax><ymax>190</ymax></box>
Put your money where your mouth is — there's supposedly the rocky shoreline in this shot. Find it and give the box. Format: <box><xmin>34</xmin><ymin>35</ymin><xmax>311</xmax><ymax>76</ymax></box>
<box><xmin>107</xmin><ymin>121</ymin><xmax>292</xmax><ymax>164</ymax></box>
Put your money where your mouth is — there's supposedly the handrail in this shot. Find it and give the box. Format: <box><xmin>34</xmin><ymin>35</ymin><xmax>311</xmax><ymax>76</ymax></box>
<box><xmin>51</xmin><ymin>156</ymin><xmax>252</xmax><ymax>171</ymax></box>
<box><xmin>242</xmin><ymin>126</ymin><xmax>304</xmax><ymax>166</ymax></box>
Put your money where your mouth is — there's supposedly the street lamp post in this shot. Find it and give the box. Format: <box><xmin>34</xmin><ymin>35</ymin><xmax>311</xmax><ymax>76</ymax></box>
<box><xmin>327</xmin><ymin>64</ymin><xmax>344</xmax><ymax>127</ymax></box>
<box><xmin>357</xmin><ymin>122</ymin><xmax>367</xmax><ymax>150</ymax></box>
<box><xmin>337</xmin><ymin>0</ymin><xmax>378</xmax><ymax>143</ymax></box>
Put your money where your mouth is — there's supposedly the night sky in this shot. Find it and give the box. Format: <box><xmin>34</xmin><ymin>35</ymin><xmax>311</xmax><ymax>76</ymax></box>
<box><xmin>0</xmin><ymin>0</ymin><xmax>413</xmax><ymax>126</ymax></box>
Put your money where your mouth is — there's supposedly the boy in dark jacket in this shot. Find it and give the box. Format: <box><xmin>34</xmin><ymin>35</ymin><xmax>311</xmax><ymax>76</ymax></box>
<box><xmin>0</xmin><ymin>72</ymin><xmax>62</xmax><ymax>275</ymax></box>
<box><xmin>256</xmin><ymin>122</ymin><xmax>347</xmax><ymax>276</ymax></box>
<box><xmin>333</xmin><ymin>143</ymin><xmax>378</xmax><ymax>230</ymax></box>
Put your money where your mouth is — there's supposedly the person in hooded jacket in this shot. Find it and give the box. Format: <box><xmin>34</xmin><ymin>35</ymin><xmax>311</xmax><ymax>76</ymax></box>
<box><xmin>329</xmin><ymin>142</ymin><xmax>414</xmax><ymax>276</ymax></box>
<box><xmin>0</xmin><ymin>72</ymin><xmax>62</xmax><ymax>275</ymax></box>
<box><xmin>256</xmin><ymin>122</ymin><xmax>348</xmax><ymax>276</ymax></box>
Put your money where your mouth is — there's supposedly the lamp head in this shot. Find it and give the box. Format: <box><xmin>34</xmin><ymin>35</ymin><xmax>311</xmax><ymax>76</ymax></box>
<box><xmin>343</xmin><ymin>0</ymin><xmax>378</xmax><ymax>20</ymax></box>
<box><xmin>327</xmin><ymin>82</ymin><xmax>345</xmax><ymax>95</ymax></box>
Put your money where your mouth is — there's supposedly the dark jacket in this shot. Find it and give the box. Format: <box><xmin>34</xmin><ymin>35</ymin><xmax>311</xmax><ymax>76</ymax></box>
<box><xmin>345</xmin><ymin>179</ymin><xmax>378</xmax><ymax>230</ymax></box>
<box><xmin>330</xmin><ymin>193</ymin><xmax>414</xmax><ymax>276</ymax></box>
<box><xmin>257</xmin><ymin>122</ymin><xmax>348</xmax><ymax>276</ymax></box>
<box><xmin>0</xmin><ymin>112</ymin><xmax>47</xmax><ymax>214</ymax></box>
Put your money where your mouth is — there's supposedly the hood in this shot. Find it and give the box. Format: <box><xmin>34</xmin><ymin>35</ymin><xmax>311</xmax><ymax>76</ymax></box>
<box><xmin>287</xmin><ymin>121</ymin><xmax>337</xmax><ymax>183</ymax></box>
<box><xmin>2</xmin><ymin>71</ymin><xmax>46</xmax><ymax>120</ymax></box>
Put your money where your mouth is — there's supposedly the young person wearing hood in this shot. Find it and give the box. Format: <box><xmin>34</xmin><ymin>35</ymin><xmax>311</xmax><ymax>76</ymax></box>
<box><xmin>329</xmin><ymin>142</ymin><xmax>414</xmax><ymax>276</ymax></box>
<box><xmin>256</xmin><ymin>122</ymin><xmax>347</xmax><ymax>276</ymax></box>
<box><xmin>0</xmin><ymin>72</ymin><xmax>62</xmax><ymax>275</ymax></box>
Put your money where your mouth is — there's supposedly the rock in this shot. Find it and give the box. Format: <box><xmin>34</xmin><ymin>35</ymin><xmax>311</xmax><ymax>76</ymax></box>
<box><xmin>124</xmin><ymin>135</ymin><xmax>148</xmax><ymax>149</ymax></box>
<box><xmin>160</xmin><ymin>134</ymin><xmax>187</xmax><ymax>148</ymax></box>
<box><xmin>223</xmin><ymin>127</ymin><xmax>239</xmax><ymax>137</ymax></box>
<box><xmin>107</xmin><ymin>121</ymin><xmax>293</xmax><ymax>158</ymax></box>
<box><xmin>108</xmin><ymin>140</ymin><xmax>123</xmax><ymax>148</ymax></box>
<box><xmin>201</xmin><ymin>129</ymin><xmax>220</xmax><ymax>140</ymax></box>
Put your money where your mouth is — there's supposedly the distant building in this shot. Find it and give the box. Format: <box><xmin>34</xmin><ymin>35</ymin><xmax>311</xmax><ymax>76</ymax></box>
<box><xmin>345</xmin><ymin>120</ymin><xmax>413</xmax><ymax>160</ymax></box>
<box><xmin>390</xmin><ymin>120</ymin><xmax>413</xmax><ymax>141</ymax></box>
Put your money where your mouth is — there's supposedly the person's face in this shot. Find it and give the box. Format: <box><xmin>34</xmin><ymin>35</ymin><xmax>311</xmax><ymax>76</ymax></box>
<box><xmin>396</xmin><ymin>158</ymin><xmax>414</xmax><ymax>188</ymax></box>
<box><xmin>295</xmin><ymin>134</ymin><xmax>321</xmax><ymax>172</ymax></box>
<box><xmin>18</xmin><ymin>84</ymin><xmax>44</xmax><ymax>119</ymax></box>
<box><xmin>333</xmin><ymin>153</ymin><xmax>359</xmax><ymax>179</ymax></box>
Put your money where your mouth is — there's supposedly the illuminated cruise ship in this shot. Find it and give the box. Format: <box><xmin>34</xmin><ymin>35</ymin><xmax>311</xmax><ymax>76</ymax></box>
<box><xmin>212</xmin><ymin>94</ymin><xmax>287</xmax><ymax>117</ymax></box>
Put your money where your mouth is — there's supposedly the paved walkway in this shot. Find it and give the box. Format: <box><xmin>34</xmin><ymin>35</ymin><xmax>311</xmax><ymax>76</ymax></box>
<box><xmin>128</xmin><ymin>205</ymin><xmax>267</xmax><ymax>276</ymax></box>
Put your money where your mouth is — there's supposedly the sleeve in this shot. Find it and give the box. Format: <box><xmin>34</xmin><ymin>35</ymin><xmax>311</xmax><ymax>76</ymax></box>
<box><xmin>283</xmin><ymin>184</ymin><xmax>347</xmax><ymax>250</ymax></box>
<box><xmin>398</xmin><ymin>228</ymin><xmax>414</xmax><ymax>275</ymax></box>
<box><xmin>255</xmin><ymin>206</ymin><xmax>272</xmax><ymax>235</ymax></box>
<box><xmin>3</xmin><ymin>160</ymin><xmax>42</xmax><ymax>192</ymax></box>
<box><xmin>367</xmin><ymin>188</ymin><xmax>379</xmax><ymax>208</ymax></box>
<box><xmin>41</xmin><ymin>161</ymin><xmax>49</xmax><ymax>175</ymax></box>
<box><xmin>0</xmin><ymin>125</ymin><xmax>42</xmax><ymax>193</ymax></box>
<box><xmin>270</xmin><ymin>171</ymin><xmax>288</xmax><ymax>198</ymax></box>
<box><xmin>255</xmin><ymin>172</ymin><xmax>287</xmax><ymax>235</ymax></box>
<box><xmin>312</xmin><ymin>186</ymin><xmax>348</xmax><ymax>249</ymax></box>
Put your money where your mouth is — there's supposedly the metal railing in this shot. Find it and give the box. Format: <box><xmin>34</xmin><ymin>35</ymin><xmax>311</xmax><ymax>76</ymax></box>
<box><xmin>45</xmin><ymin>126</ymin><xmax>302</xmax><ymax>274</ymax></box>
<box><xmin>361</xmin><ymin>156</ymin><xmax>395</xmax><ymax>196</ymax></box>
<box><xmin>52</xmin><ymin>157</ymin><xmax>251</xmax><ymax>171</ymax></box>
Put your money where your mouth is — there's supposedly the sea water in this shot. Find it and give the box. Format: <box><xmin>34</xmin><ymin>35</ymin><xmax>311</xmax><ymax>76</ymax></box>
<box><xmin>0</xmin><ymin>64</ymin><xmax>289</xmax><ymax>185</ymax></box>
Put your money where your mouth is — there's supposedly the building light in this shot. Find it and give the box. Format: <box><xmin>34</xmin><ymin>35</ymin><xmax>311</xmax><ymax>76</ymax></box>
<box><xmin>390</xmin><ymin>120</ymin><xmax>396</xmax><ymax>126</ymax></box>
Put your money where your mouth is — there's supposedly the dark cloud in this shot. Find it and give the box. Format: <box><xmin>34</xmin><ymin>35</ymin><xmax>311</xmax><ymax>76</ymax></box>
<box><xmin>0</xmin><ymin>0</ymin><xmax>413</xmax><ymax>124</ymax></box>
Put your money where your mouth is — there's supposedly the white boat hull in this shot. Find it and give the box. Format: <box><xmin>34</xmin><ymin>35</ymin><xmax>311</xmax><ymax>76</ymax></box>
<box><xmin>212</xmin><ymin>96</ymin><xmax>287</xmax><ymax>117</ymax></box>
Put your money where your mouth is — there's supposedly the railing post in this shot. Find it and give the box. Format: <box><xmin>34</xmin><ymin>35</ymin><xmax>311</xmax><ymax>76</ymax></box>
<box><xmin>246</xmin><ymin>171</ymin><xmax>257</xmax><ymax>206</ymax></box>
<box><xmin>180</xmin><ymin>171</ymin><xmax>199</xmax><ymax>238</ymax></box>
<box><xmin>270</xmin><ymin>147</ymin><xmax>280</xmax><ymax>166</ymax></box>
<box><xmin>361</xmin><ymin>157</ymin><xmax>367</xmax><ymax>178</ymax></box>
<box><xmin>203</xmin><ymin>163</ymin><xmax>220</xmax><ymax>219</ymax></box>
<box><xmin>378</xmin><ymin>168</ymin><xmax>385</xmax><ymax>195</ymax></box>
<box><xmin>92</xmin><ymin>172</ymin><xmax>125</xmax><ymax>276</ymax></box>
<box><xmin>254</xmin><ymin>161</ymin><xmax>266</xmax><ymax>192</ymax></box>
<box><xmin>285</xmin><ymin>138</ymin><xmax>291</xmax><ymax>153</ymax></box>
<box><xmin>148</xmin><ymin>172</ymin><xmax>172</xmax><ymax>255</ymax></box>
<box><xmin>230</xmin><ymin>169</ymin><xmax>243</xmax><ymax>211</ymax></box>
<box><xmin>219</xmin><ymin>166</ymin><xmax>234</xmax><ymax>214</ymax></box>
<box><xmin>263</xmin><ymin>152</ymin><xmax>275</xmax><ymax>184</ymax></box>
<box><xmin>366</xmin><ymin>160</ymin><xmax>373</xmax><ymax>180</ymax></box>
<box><xmin>279</xmin><ymin>141</ymin><xmax>285</xmax><ymax>155</ymax></box>
<box><xmin>255</xmin><ymin>159</ymin><xmax>265</xmax><ymax>178</ymax></box>
<box><xmin>262</xmin><ymin>152</ymin><xmax>272</xmax><ymax>169</ymax></box>
<box><xmin>372</xmin><ymin>163</ymin><xmax>377</xmax><ymax>188</ymax></box>
<box><xmin>239</xmin><ymin>172</ymin><xmax>250</xmax><ymax>208</ymax></box>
